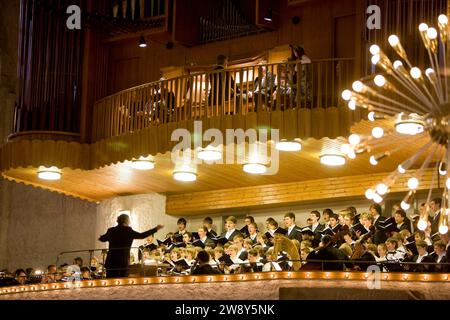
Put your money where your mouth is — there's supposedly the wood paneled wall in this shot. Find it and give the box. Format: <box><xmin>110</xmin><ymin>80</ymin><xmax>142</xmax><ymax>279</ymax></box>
<box><xmin>166</xmin><ymin>169</ymin><xmax>437</xmax><ymax>216</ymax></box>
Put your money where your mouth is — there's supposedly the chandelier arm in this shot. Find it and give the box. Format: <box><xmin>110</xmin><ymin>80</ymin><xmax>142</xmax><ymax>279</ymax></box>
<box><xmin>400</xmin><ymin>140</ymin><xmax>435</xmax><ymax>171</ymax></box>
<box><xmin>364</xmin><ymin>133</ymin><xmax>425</xmax><ymax>150</ymax></box>
<box><xmin>431</xmin><ymin>52</ymin><xmax>445</xmax><ymax>103</ymax></box>
<box><xmin>391</xmin><ymin>68</ymin><xmax>436</xmax><ymax>109</ymax></box>
<box><xmin>443</xmin><ymin>44</ymin><xmax>449</xmax><ymax>103</ymax></box>
<box><xmin>362</xmin><ymin>97</ymin><xmax>424</xmax><ymax>115</ymax></box>
<box><xmin>387</xmin><ymin>86</ymin><xmax>431</xmax><ymax>113</ymax></box>
<box><xmin>415</xmin><ymin>143</ymin><xmax>440</xmax><ymax>180</ymax></box>
<box><xmin>425</xmin><ymin>47</ymin><xmax>444</xmax><ymax>104</ymax></box>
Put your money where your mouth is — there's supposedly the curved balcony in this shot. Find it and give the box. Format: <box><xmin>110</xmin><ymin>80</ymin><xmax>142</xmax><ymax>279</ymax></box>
<box><xmin>92</xmin><ymin>58</ymin><xmax>358</xmax><ymax>143</ymax></box>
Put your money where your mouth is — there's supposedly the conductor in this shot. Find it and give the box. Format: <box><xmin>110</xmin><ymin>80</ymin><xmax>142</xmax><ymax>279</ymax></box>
<box><xmin>99</xmin><ymin>214</ymin><xmax>164</xmax><ymax>278</ymax></box>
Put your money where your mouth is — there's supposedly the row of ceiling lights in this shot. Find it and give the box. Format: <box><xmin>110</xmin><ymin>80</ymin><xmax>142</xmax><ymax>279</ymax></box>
<box><xmin>36</xmin><ymin>140</ymin><xmax>349</xmax><ymax>182</ymax></box>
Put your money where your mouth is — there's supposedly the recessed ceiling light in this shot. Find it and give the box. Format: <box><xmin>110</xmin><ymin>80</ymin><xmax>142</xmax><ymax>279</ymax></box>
<box><xmin>275</xmin><ymin>139</ymin><xmax>302</xmax><ymax>152</ymax></box>
<box><xmin>37</xmin><ymin>166</ymin><xmax>62</xmax><ymax>181</ymax></box>
<box><xmin>319</xmin><ymin>154</ymin><xmax>346</xmax><ymax>166</ymax></box>
<box><xmin>243</xmin><ymin>163</ymin><xmax>267</xmax><ymax>174</ymax></box>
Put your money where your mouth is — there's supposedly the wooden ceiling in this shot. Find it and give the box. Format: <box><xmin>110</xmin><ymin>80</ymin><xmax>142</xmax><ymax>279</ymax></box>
<box><xmin>2</xmin><ymin>118</ymin><xmax>434</xmax><ymax>202</ymax></box>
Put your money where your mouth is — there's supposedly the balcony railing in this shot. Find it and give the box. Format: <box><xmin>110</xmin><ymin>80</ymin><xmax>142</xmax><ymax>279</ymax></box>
<box><xmin>92</xmin><ymin>58</ymin><xmax>355</xmax><ymax>142</ymax></box>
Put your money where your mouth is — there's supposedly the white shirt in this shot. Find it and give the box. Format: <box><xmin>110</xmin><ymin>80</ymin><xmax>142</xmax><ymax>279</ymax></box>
<box><xmin>437</xmin><ymin>253</ymin><xmax>446</xmax><ymax>263</ymax></box>
<box><xmin>225</xmin><ymin>229</ymin><xmax>236</xmax><ymax>239</ymax></box>
<box><xmin>416</xmin><ymin>253</ymin><xmax>428</xmax><ymax>263</ymax></box>
<box><xmin>287</xmin><ymin>225</ymin><xmax>295</xmax><ymax>235</ymax></box>
<box><xmin>311</xmin><ymin>223</ymin><xmax>319</xmax><ymax>232</ymax></box>
<box><xmin>200</xmin><ymin>237</ymin><xmax>208</xmax><ymax>243</ymax></box>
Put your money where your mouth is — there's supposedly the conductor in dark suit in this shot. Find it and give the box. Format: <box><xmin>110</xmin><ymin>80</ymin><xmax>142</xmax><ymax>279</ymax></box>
<box><xmin>99</xmin><ymin>214</ymin><xmax>164</xmax><ymax>278</ymax></box>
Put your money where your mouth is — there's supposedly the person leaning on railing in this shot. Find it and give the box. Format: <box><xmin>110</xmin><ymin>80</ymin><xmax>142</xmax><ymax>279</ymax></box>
<box><xmin>98</xmin><ymin>213</ymin><xmax>164</xmax><ymax>278</ymax></box>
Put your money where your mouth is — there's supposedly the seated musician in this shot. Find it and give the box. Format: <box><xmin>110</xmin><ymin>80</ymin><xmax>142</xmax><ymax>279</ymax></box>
<box><xmin>252</xmin><ymin>60</ymin><xmax>276</xmax><ymax>112</ymax></box>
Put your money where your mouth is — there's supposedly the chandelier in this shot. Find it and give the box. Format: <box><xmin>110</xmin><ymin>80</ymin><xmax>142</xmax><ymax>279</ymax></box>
<box><xmin>341</xmin><ymin>14</ymin><xmax>450</xmax><ymax>234</ymax></box>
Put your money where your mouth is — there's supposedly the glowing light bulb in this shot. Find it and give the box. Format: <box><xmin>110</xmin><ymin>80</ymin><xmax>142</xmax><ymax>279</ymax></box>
<box><xmin>417</xmin><ymin>219</ymin><xmax>428</xmax><ymax>231</ymax></box>
<box><xmin>410</xmin><ymin>67</ymin><xmax>422</xmax><ymax>79</ymax></box>
<box><xmin>407</xmin><ymin>177</ymin><xmax>419</xmax><ymax>190</ymax></box>
<box><xmin>373</xmin><ymin>193</ymin><xmax>383</xmax><ymax>204</ymax></box>
<box><xmin>419</xmin><ymin>23</ymin><xmax>429</xmax><ymax>32</ymax></box>
<box><xmin>372</xmin><ymin>127</ymin><xmax>384</xmax><ymax>139</ymax></box>
<box><xmin>401</xmin><ymin>201</ymin><xmax>410</xmax><ymax>210</ymax></box>
<box><xmin>348</xmin><ymin>134</ymin><xmax>360</xmax><ymax>146</ymax></box>
<box><xmin>368</xmin><ymin>112</ymin><xmax>375</xmax><ymax>122</ymax></box>
<box><xmin>439</xmin><ymin>15</ymin><xmax>448</xmax><ymax>25</ymax></box>
<box><xmin>425</xmin><ymin>68</ymin><xmax>435</xmax><ymax>77</ymax></box>
<box><xmin>370</xmin><ymin>156</ymin><xmax>378</xmax><ymax>166</ymax></box>
<box><xmin>388</xmin><ymin>35</ymin><xmax>400</xmax><ymax>46</ymax></box>
<box><xmin>398</xmin><ymin>164</ymin><xmax>406</xmax><ymax>174</ymax></box>
<box><xmin>340</xmin><ymin>144</ymin><xmax>351</xmax><ymax>154</ymax></box>
<box><xmin>352</xmin><ymin>81</ymin><xmax>364</xmax><ymax>93</ymax></box>
<box><xmin>341</xmin><ymin>90</ymin><xmax>352</xmax><ymax>101</ymax></box>
<box><xmin>374</xmin><ymin>75</ymin><xmax>386</xmax><ymax>87</ymax></box>
<box><xmin>427</xmin><ymin>27</ymin><xmax>438</xmax><ymax>39</ymax></box>
<box><xmin>369</xmin><ymin>44</ymin><xmax>380</xmax><ymax>55</ymax></box>
<box><xmin>446</xmin><ymin>178</ymin><xmax>450</xmax><ymax>189</ymax></box>
<box><xmin>371</xmin><ymin>54</ymin><xmax>380</xmax><ymax>65</ymax></box>
<box><xmin>376</xmin><ymin>183</ymin><xmax>388</xmax><ymax>195</ymax></box>
<box><xmin>439</xmin><ymin>225</ymin><xmax>449</xmax><ymax>235</ymax></box>
<box><xmin>348</xmin><ymin>100</ymin><xmax>356</xmax><ymax>110</ymax></box>
<box><xmin>347</xmin><ymin>150</ymin><xmax>356</xmax><ymax>159</ymax></box>
<box><xmin>365</xmin><ymin>188</ymin><xmax>375</xmax><ymax>200</ymax></box>
<box><xmin>393</xmin><ymin>60</ymin><xmax>403</xmax><ymax>70</ymax></box>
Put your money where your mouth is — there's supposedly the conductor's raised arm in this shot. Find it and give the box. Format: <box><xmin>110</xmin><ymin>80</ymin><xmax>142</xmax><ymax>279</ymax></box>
<box><xmin>98</xmin><ymin>228</ymin><xmax>111</xmax><ymax>242</ymax></box>
<box><xmin>131</xmin><ymin>224</ymin><xmax>164</xmax><ymax>240</ymax></box>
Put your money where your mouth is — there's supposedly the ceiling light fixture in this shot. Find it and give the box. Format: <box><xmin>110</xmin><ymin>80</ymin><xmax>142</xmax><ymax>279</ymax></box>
<box><xmin>139</xmin><ymin>36</ymin><xmax>147</xmax><ymax>48</ymax></box>
<box><xmin>319</xmin><ymin>154</ymin><xmax>346</xmax><ymax>167</ymax></box>
<box><xmin>37</xmin><ymin>166</ymin><xmax>62</xmax><ymax>181</ymax></box>
<box><xmin>130</xmin><ymin>156</ymin><xmax>155</xmax><ymax>170</ymax></box>
<box><xmin>243</xmin><ymin>163</ymin><xmax>267</xmax><ymax>174</ymax></box>
<box><xmin>275</xmin><ymin>139</ymin><xmax>302</xmax><ymax>152</ymax></box>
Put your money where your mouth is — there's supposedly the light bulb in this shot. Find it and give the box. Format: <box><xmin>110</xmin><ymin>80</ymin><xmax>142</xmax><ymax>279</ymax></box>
<box><xmin>365</xmin><ymin>188</ymin><xmax>375</xmax><ymax>200</ymax></box>
<box><xmin>340</xmin><ymin>144</ymin><xmax>351</xmax><ymax>154</ymax></box>
<box><xmin>439</xmin><ymin>162</ymin><xmax>447</xmax><ymax>175</ymax></box>
<box><xmin>341</xmin><ymin>90</ymin><xmax>352</xmax><ymax>101</ymax></box>
<box><xmin>347</xmin><ymin>150</ymin><xmax>356</xmax><ymax>159</ymax></box>
<box><xmin>388</xmin><ymin>35</ymin><xmax>400</xmax><ymax>46</ymax></box>
<box><xmin>439</xmin><ymin>225</ymin><xmax>449</xmax><ymax>235</ymax></box>
<box><xmin>370</xmin><ymin>156</ymin><xmax>378</xmax><ymax>166</ymax></box>
<box><xmin>348</xmin><ymin>100</ymin><xmax>356</xmax><ymax>110</ymax></box>
<box><xmin>427</xmin><ymin>27</ymin><xmax>438</xmax><ymax>39</ymax></box>
<box><xmin>371</xmin><ymin>54</ymin><xmax>380</xmax><ymax>65</ymax></box>
<box><xmin>398</xmin><ymin>164</ymin><xmax>406</xmax><ymax>174</ymax></box>
<box><xmin>376</xmin><ymin>183</ymin><xmax>388</xmax><ymax>195</ymax></box>
<box><xmin>446</xmin><ymin>178</ymin><xmax>450</xmax><ymax>189</ymax></box>
<box><xmin>374</xmin><ymin>75</ymin><xmax>386</xmax><ymax>87</ymax></box>
<box><xmin>348</xmin><ymin>134</ymin><xmax>360</xmax><ymax>146</ymax></box>
<box><xmin>369</xmin><ymin>45</ymin><xmax>380</xmax><ymax>55</ymax></box>
<box><xmin>407</xmin><ymin>177</ymin><xmax>419</xmax><ymax>190</ymax></box>
<box><xmin>425</xmin><ymin>68</ymin><xmax>435</xmax><ymax>77</ymax></box>
<box><xmin>439</xmin><ymin>14</ymin><xmax>448</xmax><ymax>25</ymax></box>
<box><xmin>372</xmin><ymin>127</ymin><xmax>384</xmax><ymax>139</ymax></box>
<box><xmin>401</xmin><ymin>201</ymin><xmax>410</xmax><ymax>210</ymax></box>
<box><xmin>352</xmin><ymin>81</ymin><xmax>364</xmax><ymax>93</ymax></box>
<box><xmin>393</xmin><ymin>60</ymin><xmax>403</xmax><ymax>70</ymax></box>
<box><xmin>37</xmin><ymin>166</ymin><xmax>62</xmax><ymax>181</ymax></box>
<box><xmin>419</xmin><ymin>23</ymin><xmax>429</xmax><ymax>32</ymax></box>
<box><xmin>368</xmin><ymin>112</ymin><xmax>375</xmax><ymax>122</ymax></box>
<box><xmin>410</xmin><ymin>67</ymin><xmax>422</xmax><ymax>79</ymax></box>
<box><xmin>373</xmin><ymin>193</ymin><xmax>383</xmax><ymax>204</ymax></box>
<box><xmin>417</xmin><ymin>219</ymin><xmax>428</xmax><ymax>231</ymax></box>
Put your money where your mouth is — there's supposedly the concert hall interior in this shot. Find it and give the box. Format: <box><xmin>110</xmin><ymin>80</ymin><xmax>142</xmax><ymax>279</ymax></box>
<box><xmin>1</xmin><ymin>0</ymin><xmax>450</xmax><ymax>301</ymax></box>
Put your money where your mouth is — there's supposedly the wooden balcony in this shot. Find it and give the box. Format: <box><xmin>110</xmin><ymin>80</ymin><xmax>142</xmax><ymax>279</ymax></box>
<box><xmin>92</xmin><ymin>58</ymin><xmax>357</xmax><ymax>143</ymax></box>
